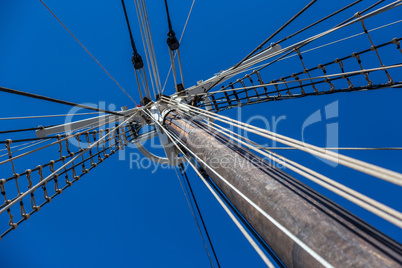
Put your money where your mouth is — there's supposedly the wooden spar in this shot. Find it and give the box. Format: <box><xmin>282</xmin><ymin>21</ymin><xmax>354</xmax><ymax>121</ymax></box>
<box><xmin>163</xmin><ymin>110</ymin><xmax>402</xmax><ymax>268</ymax></box>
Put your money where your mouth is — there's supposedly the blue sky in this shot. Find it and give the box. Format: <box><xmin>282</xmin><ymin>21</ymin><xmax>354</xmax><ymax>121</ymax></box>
<box><xmin>0</xmin><ymin>0</ymin><xmax>401</xmax><ymax>267</ymax></box>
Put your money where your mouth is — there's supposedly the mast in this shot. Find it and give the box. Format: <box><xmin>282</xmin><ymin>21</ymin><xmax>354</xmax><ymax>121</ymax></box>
<box><xmin>163</xmin><ymin>110</ymin><xmax>402</xmax><ymax>267</ymax></box>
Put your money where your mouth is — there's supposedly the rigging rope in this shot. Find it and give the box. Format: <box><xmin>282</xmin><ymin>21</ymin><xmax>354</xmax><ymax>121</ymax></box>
<box><xmin>202</xmin><ymin>63</ymin><xmax>402</xmax><ymax>98</ymax></box>
<box><xmin>236</xmin><ymin>0</ymin><xmax>392</xmax><ymax>72</ymax></box>
<box><xmin>176</xmin><ymin>0</ymin><xmax>402</xmax><ymax>97</ymax></box>
<box><xmin>196</xmin><ymin>164</ymin><xmax>286</xmax><ymax>268</ymax></box>
<box><xmin>0</xmin><ymin>110</ymin><xmax>141</xmax><ymax>216</ymax></box>
<box><xmin>174</xmin><ymin>99</ymin><xmax>402</xmax><ymax>186</ymax></box>
<box><xmin>146</xmin><ymin>109</ymin><xmax>331</xmax><ymax>268</ymax></box>
<box><xmin>202</xmin><ymin>118</ymin><xmax>402</xmax><ymax>227</ymax></box>
<box><xmin>335</xmin><ymin>0</ymin><xmax>386</xmax><ymax>27</ymax></box>
<box><xmin>0</xmin><ymin>118</ymin><xmax>121</xmax><ymax>165</ymax></box>
<box><xmin>161</xmin><ymin>0</ymin><xmax>196</xmax><ymax>95</ymax></box>
<box><xmin>192</xmin><ymin>32</ymin><xmax>402</xmax><ymax>111</ymax></box>
<box><xmin>232</xmin><ymin>0</ymin><xmax>318</xmax><ymax>70</ymax></box>
<box><xmin>225</xmin><ymin>16</ymin><xmax>402</xmax><ymax>86</ymax></box>
<box><xmin>134</xmin><ymin>0</ymin><xmax>160</xmax><ymax>99</ymax></box>
<box><xmin>0</xmin><ymin>131</ymin><xmax>96</xmax><ymax>144</ymax></box>
<box><xmin>275</xmin><ymin>0</ymin><xmax>363</xmax><ymax>45</ymax></box>
<box><xmin>178</xmin><ymin>163</ymin><xmax>221</xmax><ymax>268</ymax></box>
<box><xmin>0</xmin><ymin>112</ymin><xmax>102</xmax><ymax>121</ymax></box>
<box><xmin>247</xmin><ymin>147</ymin><xmax>402</xmax><ymax>151</ymax></box>
<box><xmin>141</xmin><ymin>0</ymin><xmax>162</xmax><ymax>96</ymax></box>
<box><xmin>143</xmin><ymin>109</ymin><xmax>276</xmax><ymax>268</ymax></box>
<box><xmin>273</xmin><ymin>20</ymin><xmax>402</xmax><ymax>67</ymax></box>
<box><xmin>164</xmin><ymin>0</ymin><xmax>180</xmax><ymax>51</ymax></box>
<box><xmin>0</xmin><ymin>126</ymin><xmax>54</xmax><ymax>135</ymax></box>
<box><xmin>0</xmin><ymin>128</ymin><xmax>135</xmax><ymax>239</ymax></box>
<box><xmin>163</xmin><ymin>0</ymin><xmax>185</xmax><ymax>94</ymax></box>
<box><xmin>162</xmin><ymin>97</ymin><xmax>402</xmax><ymax>187</ymax></box>
<box><xmin>173</xmin><ymin>166</ymin><xmax>216</xmax><ymax>268</ymax></box>
<box><xmin>121</xmin><ymin>0</ymin><xmax>140</xmax><ymax>57</ymax></box>
<box><xmin>39</xmin><ymin>0</ymin><xmax>137</xmax><ymax>105</ymax></box>
<box><xmin>121</xmin><ymin>0</ymin><xmax>153</xmax><ymax>105</ymax></box>
<box><xmin>0</xmin><ymin>86</ymin><xmax>123</xmax><ymax>116</ymax></box>
<box><xmin>159</xmin><ymin>107</ymin><xmax>402</xmax><ymax>265</ymax></box>
<box><xmin>177</xmin><ymin>117</ymin><xmax>402</xmax><ymax>260</ymax></box>
<box><xmin>0</xmin><ymin>140</ymin><xmax>44</xmax><ymax>152</ymax></box>
<box><xmin>0</xmin><ymin>139</ymin><xmax>51</xmax><ymax>159</ymax></box>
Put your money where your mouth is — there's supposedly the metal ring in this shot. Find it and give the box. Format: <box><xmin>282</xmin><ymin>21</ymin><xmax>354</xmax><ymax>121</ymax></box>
<box><xmin>133</xmin><ymin>130</ymin><xmax>186</xmax><ymax>166</ymax></box>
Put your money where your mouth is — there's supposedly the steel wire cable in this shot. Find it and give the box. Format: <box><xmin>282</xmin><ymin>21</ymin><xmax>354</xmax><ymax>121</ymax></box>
<box><xmin>0</xmin><ymin>139</ymin><xmax>51</xmax><ymax>159</ymax></box>
<box><xmin>271</xmin><ymin>20</ymin><xmax>402</xmax><ymax>68</ymax></box>
<box><xmin>0</xmin><ymin>112</ymin><xmax>102</xmax><ymax>121</ymax></box>
<box><xmin>0</xmin><ymin>143</ymin><xmax>101</xmax><ymax>210</ymax></box>
<box><xmin>143</xmin><ymin>109</ymin><xmax>277</xmax><ymax>268</ymax></box>
<box><xmin>141</xmin><ymin>0</ymin><xmax>162</xmax><ymax>96</ymax></box>
<box><xmin>162</xmin><ymin>97</ymin><xmax>402</xmax><ymax>186</ymax></box>
<box><xmin>202</xmin><ymin>22</ymin><xmax>402</xmax><ymax>101</ymax></box>
<box><xmin>0</xmin><ymin>140</ymin><xmax>44</xmax><ymax>152</ymax></box>
<box><xmin>243</xmin><ymin>20</ymin><xmax>402</xmax><ymax>86</ymax></box>
<box><xmin>198</xmin><ymin>111</ymin><xmax>402</xmax><ymax>221</ymax></box>
<box><xmin>0</xmin><ymin>126</ymin><xmax>55</xmax><ymax>135</ymax></box>
<box><xmin>173</xmin><ymin>166</ymin><xmax>216</xmax><ymax>268</ymax></box>
<box><xmin>232</xmin><ymin>0</ymin><xmax>318</xmax><ymax>70</ymax></box>
<box><xmin>137</xmin><ymin>0</ymin><xmax>157</xmax><ymax>98</ymax></box>
<box><xmin>134</xmin><ymin>0</ymin><xmax>156</xmax><ymax>98</ymax></box>
<box><xmin>0</xmin><ymin>112</ymin><xmax>100</xmax><ymax>121</ymax></box>
<box><xmin>144</xmin><ymin>108</ymin><xmax>332</xmax><ymax>268</ymax></box>
<box><xmin>195</xmin><ymin>162</ymin><xmax>286</xmax><ymax>268</ymax></box>
<box><xmin>274</xmin><ymin>0</ymin><xmax>363</xmax><ymax>45</ymax></box>
<box><xmin>170</xmin><ymin>99</ymin><xmax>402</xmax><ymax>185</ymax></box>
<box><xmin>208</xmin><ymin>0</ymin><xmax>357</xmax><ymax>90</ymax></box>
<box><xmin>185</xmin><ymin>121</ymin><xmax>402</xmax><ymax>261</ymax></box>
<box><xmin>0</xmin><ymin>130</ymin><xmax>136</xmax><ymax>239</ymax></box>
<box><xmin>39</xmin><ymin>0</ymin><xmax>137</xmax><ymax>105</ymax></box>
<box><xmin>174</xmin><ymin>24</ymin><xmax>400</xmax><ymax>100</ymax></box>
<box><xmin>0</xmin><ymin>109</ymin><xmax>142</xmax><ymax>215</ymax></box>
<box><xmin>235</xmin><ymin>147</ymin><xmax>402</xmax><ymax>151</ymax></box>
<box><xmin>202</xmin><ymin>82</ymin><xmax>401</xmax><ymax>112</ymax></box>
<box><xmin>2</xmin><ymin>126</ymin><xmax>133</xmax><ymax>184</ymax></box>
<box><xmin>134</xmin><ymin>0</ymin><xmax>162</xmax><ymax>99</ymax></box>
<box><xmin>230</xmin><ymin>1</ymin><xmax>402</xmax><ymax>79</ymax></box>
<box><xmin>121</xmin><ymin>0</ymin><xmax>153</xmax><ymax>102</ymax></box>
<box><xmin>0</xmin><ymin>128</ymin><xmax>100</xmax><ymax>156</ymax></box>
<box><xmin>162</xmin><ymin>0</ymin><xmax>184</xmax><ymax>94</ymax></box>
<box><xmin>168</xmin><ymin>49</ymin><xmax>179</xmax><ymax>93</ymax></box>
<box><xmin>179</xmin><ymin>164</ymin><xmax>221</xmax><ymax>268</ymax></box>
<box><xmin>174</xmin><ymin>1</ymin><xmax>402</xmax><ymax>97</ymax></box>
<box><xmin>121</xmin><ymin>0</ymin><xmax>139</xmax><ymax>53</ymax></box>
<box><xmin>199</xmin><ymin>117</ymin><xmax>402</xmax><ymax>227</ymax></box>
<box><xmin>229</xmin><ymin>0</ymin><xmax>402</xmax><ymax>77</ymax></box>
<box><xmin>200</xmin><ymin>63</ymin><xmax>402</xmax><ymax>99</ymax></box>
<box><xmin>335</xmin><ymin>0</ymin><xmax>386</xmax><ymax>27</ymax></box>
<box><xmin>254</xmin><ymin>0</ymin><xmax>381</xmax><ymax>57</ymax></box>
<box><xmin>0</xmin><ymin>133</ymin><xmax>90</xmax><ymax>164</ymax></box>
<box><xmin>0</xmin><ymin>107</ymin><xmax>142</xmax><ymax>166</ymax></box>
<box><xmin>161</xmin><ymin>0</ymin><xmax>196</xmax><ymax>95</ymax></box>
<box><xmin>0</xmin><ymin>86</ymin><xmax>123</xmax><ymax>116</ymax></box>
<box><xmin>0</xmin><ymin>124</ymin><xmax>112</xmax><ymax>144</ymax></box>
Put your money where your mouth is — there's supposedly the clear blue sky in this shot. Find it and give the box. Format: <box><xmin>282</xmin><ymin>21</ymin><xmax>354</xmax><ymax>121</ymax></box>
<box><xmin>0</xmin><ymin>0</ymin><xmax>401</xmax><ymax>267</ymax></box>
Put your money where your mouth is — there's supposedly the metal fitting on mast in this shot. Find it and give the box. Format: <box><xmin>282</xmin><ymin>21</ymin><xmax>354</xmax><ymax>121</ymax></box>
<box><xmin>167</xmin><ymin>30</ymin><xmax>180</xmax><ymax>51</ymax></box>
<box><xmin>132</xmin><ymin>52</ymin><xmax>144</xmax><ymax>69</ymax></box>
